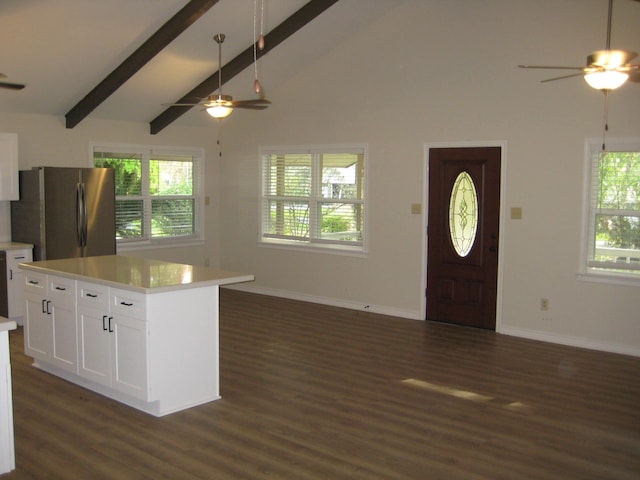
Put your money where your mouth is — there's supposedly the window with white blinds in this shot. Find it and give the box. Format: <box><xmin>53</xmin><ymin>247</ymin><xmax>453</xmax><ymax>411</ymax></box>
<box><xmin>583</xmin><ymin>138</ymin><xmax>640</xmax><ymax>282</ymax></box>
<box><xmin>261</xmin><ymin>145</ymin><xmax>366</xmax><ymax>252</ymax></box>
<box><xmin>93</xmin><ymin>144</ymin><xmax>203</xmax><ymax>246</ymax></box>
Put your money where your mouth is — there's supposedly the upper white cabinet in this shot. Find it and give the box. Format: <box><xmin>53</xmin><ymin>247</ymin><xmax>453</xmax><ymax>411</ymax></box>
<box><xmin>0</xmin><ymin>134</ymin><xmax>18</xmax><ymax>201</ymax></box>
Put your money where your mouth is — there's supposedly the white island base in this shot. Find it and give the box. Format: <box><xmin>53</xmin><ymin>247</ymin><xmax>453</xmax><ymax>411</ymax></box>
<box><xmin>33</xmin><ymin>285</ymin><xmax>221</xmax><ymax>417</ymax></box>
<box><xmin>20</xmin><ymin>256</ymin><xmax>253</xmax><ymax>417</ymax></box>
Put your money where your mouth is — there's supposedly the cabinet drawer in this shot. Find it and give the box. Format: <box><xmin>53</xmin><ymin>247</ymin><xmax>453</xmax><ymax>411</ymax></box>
<box><xmin>48</xmin><ymin>276</ymin><xmax>76</xmax><ymax>305</ymax></box>
<box><xmin>77</xmin><ymin>281</ymin><xmax>109</xmax><ymax>311</ymax></box>
<box><xmin>8</xmin><ymin>249</ymin><xmax>32</xmax><ymax>269</ymax></box>
<box><xmin>110</xmin><ymin>288</ymin><xmax>146</xmax><ymax>320</ymax></box>
<box><xmin>24</xmin><ymin>272</ymin><xmax>47</xmax><ymax>295</ymax></box>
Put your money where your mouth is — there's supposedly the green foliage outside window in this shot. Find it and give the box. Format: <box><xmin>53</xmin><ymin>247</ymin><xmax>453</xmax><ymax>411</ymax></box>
<box><xmin>596</xmin><ymin>152</ymin><xmax>640</xmax><ymax>250</ymax></box>
<box><xmin>94</xmin><ymin>154</ymin><xmax>196</xmax><ymax>241</ymax></box>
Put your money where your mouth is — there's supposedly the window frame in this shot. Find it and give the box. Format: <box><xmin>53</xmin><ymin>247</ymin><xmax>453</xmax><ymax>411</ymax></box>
<box><xmin>259</xmin><ymin>144</ymin><xmax>368</xmax><ymax>255</ymax></box>
<box><xmin>580</xmin><ymin>137</ymin><xmax>640</xmax><ymax>286</ymax></box>
<box><xmin>91</xmin><ymin>143</ymin><xmax>204</xmax><ymax>250</ymax></box>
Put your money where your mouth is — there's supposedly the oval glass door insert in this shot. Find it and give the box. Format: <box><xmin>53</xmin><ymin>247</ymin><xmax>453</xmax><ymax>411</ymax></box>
<box><xmin>449</xmin><ymin>171</ymin><xmax>478</xmax><ymax>257</ymax></box>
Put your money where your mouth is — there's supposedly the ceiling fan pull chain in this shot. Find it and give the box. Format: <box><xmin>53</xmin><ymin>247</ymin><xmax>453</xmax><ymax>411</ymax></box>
<box><xmin>602</xmin><ymin>90</ymin><xmax>609</xmax><ymax>151</ymax></box>
<box><xmin>217</xmin><ymin>119</ymin><xmax>223</xmax><ymax>158</ymax></box>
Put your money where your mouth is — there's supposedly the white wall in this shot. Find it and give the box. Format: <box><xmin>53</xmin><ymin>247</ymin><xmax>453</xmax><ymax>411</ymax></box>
<box><xmin>218</xmin><ymin>0</ymin><xmax>640</xmax><ymax>355</ymax></box>
<box><xmin>1</xmin><ymin>0</ymin><xmax>638</xmax><ymax>356</ymax></box>
<box><xmin>0</xmin><ymin>112</ymin><xmax>221</xmax><ymax>267</ymax></box>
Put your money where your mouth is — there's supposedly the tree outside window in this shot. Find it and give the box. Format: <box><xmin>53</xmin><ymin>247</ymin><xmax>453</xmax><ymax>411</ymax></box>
<box><xmin>93</xmin><ymin>146</ymin><xmax>202</xmax><ymax>245</ymax></box>
<box><xmin>261</xmin><ymin>146</ymin><xmax>366</xmax><ymax>251</ymax></box>
<box><xmin>585</xmin><ymin>140</ymin><xmax>640</xmax><ymax>279</ymax></box>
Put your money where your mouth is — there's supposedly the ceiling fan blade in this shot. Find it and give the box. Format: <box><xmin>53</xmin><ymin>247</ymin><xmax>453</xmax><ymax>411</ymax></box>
<box><xmin>628</xmin><ymin>66</ymin><xmax>640</xmax><ymax>83</ymax></box>
<box><xmin>232</xmin><ymin>104</ymin><xmax>269</xmax><ymax>110</ymax></box>
<box><xmin>0</xmin><ymin>81</ymin><xmax>25</xmax><ymax>90</ymax></box>
<box><xmin>231</xmin><ymin>99</ymin><xmax>271</xmax><ymax>107</ymax></box>
<box><xmin>541</xmin><ymin>72</ymin><xmax>585</xmax><ymax>83</ymax></box>
<box><xmin>518</xmin><ymin>65</ymin><xmax>584</xmax><ymax>70</ymax></box>
<box><xmin>162</xmin><ymin>102</ymin><xmax>203</xmax><ymax>107</ymax></box>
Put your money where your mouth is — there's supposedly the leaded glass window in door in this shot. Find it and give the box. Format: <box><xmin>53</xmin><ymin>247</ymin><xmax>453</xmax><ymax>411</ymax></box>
<box><xmin>449</xmin><ymin>171</ymin><xmax>478</xmax><ymax>257</ymax></box>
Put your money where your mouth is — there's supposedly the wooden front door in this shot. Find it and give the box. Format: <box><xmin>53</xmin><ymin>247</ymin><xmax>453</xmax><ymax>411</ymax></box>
<box><xmin>426</xmin><ymin>147</ymin><xmax>501</xmax><ymax>330</ymax></box>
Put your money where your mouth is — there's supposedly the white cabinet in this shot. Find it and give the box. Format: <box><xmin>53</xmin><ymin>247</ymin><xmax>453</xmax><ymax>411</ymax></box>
<box><xmin>17</xmin><ymin>255</ymin><xmax>253</xmax><ymax>417</ymax></box>
<box><xmin>0</xmin><ymin>319</ymin><xmax>17</xmax><ymax>475</ymax></box>
<box><xmin>0</xmin><ymin>247</ymin><xmax>32</xmax><ymax>323</ymax></box>
<box><xmin>0</xmin><ymin>133</ymin><xmax>18</xmax><ymax>201</ymax></box>
<box><xmin>24</xmin><ymin>271</ymin><xmax>78</xmax><ymax>374</ymax></box>
<box><xmin>77</xmin><ymin>282</ymin><xmax>149</xmax><ymax>401</ymax></box>
<box><xmin>7</xmin><ymin>248</ymin><xmax>31</xmax><ymax>320</ymax></box>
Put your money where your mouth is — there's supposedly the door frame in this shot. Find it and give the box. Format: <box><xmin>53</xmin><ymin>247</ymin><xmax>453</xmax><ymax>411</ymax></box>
<box><xmin>421</xmin><ymin>140</ymin><xmax>508</xmax><ymax>332</ymax></box>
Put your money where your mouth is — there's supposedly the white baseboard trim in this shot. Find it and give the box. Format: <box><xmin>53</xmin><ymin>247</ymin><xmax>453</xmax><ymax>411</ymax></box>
<box><xmin>223</xmin><ymin>284</ymin><xmax>424</xmax><ymax>321</ymax></box>
<box><xmin>223</xmin><ymin>285</ymin><xmax>639</xmax><ymax>357</ymax></box>
<box><xmin>499</xmin><ymin>325</ymin><xmax>640</xmax><ymax>357</ymax></box>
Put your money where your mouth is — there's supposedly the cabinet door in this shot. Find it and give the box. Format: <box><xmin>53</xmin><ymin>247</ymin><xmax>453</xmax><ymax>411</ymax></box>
<box><xmin>7</xmin><ymin>250</ymin><xmax>31</xmax><ymax>319</ymax></box>
<box><xmin>48</xmin><ymin>276</ymin><xmax>77</xmax><ymax>372</ymax></box>
<box><xmin>50</xmin><ymin>301</ymin><xmax>77</xmax><ymax>373</ymax></box>
<box><xmin>77</xmin><ymin>307</ymin><xmax>111</xmax><ymax>387</ymax></box>
<box><xmin>24</xmin><ymin>291</ymin><xmax>51</xmax><ymax>361</ymax></box>
<box><xmin>0</xmin><ymin>133</ymin><xmax>18</xmax><ymax>201</ymax></box>
<box><xmin>111</xmin><ymin>314</ymin><xmax>149</xmax><ymax>401</ymax></box>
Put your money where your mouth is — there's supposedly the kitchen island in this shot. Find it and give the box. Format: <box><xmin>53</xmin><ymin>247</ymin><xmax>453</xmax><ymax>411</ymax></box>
<box><xmin>19</xmin><ymin>255</ymin><xmax>253</xmax><ymax>416</ymax></box>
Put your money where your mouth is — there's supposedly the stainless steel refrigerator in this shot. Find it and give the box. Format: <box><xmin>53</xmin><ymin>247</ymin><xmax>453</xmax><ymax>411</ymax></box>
<box><xmin>11</xmin><ymin>167</ymin><xmax>116</xmax><ymax>261</ymax></box>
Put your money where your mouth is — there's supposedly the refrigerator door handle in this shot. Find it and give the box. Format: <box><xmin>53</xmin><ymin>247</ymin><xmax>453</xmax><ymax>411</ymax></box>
<box><xmin>81</xmin><ymin>182</ymin><xmax>88</xmax><ymax>247</ymax></box>
<box><xmin>76</xmin><ymin>182</ymin><xmax>84</xmax><ymax>247</ymax></box>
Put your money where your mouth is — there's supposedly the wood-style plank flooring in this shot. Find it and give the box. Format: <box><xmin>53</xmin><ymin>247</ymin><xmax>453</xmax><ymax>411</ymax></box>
<box><xmin>3</xmin><ymin>289</ymin><xmax>640</xmax><ymax>479</ymax></box>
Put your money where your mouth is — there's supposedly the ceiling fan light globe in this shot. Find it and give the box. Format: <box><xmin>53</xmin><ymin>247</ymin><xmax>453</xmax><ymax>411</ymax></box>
<box><xmin>205</xmin><ymin>94</ymin><xmax>234</xmax><ymax>118</ymax></box>
<box><xmin>584</xmin><ymin>70</ymin><xmax>629</xmax><ymax>90</ymax></box>
<box><xmin>206</xmin><ymin>105</ymin><xmax>234</xmax><ymax>118</ymax></box>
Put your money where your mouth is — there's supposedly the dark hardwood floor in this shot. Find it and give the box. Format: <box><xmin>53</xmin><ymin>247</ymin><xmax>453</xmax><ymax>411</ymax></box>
<box><xmin>3</xmin><ymin>289</ymin><xmax>640</xmax><ymax>479</ymax></box>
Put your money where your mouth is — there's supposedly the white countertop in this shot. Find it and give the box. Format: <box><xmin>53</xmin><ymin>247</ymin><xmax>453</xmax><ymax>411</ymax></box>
<box><xmin>19</xmin><ymin>255</ymin><xmax>254</xmax><ymax>293</ymax></box>
<box><xmin>0</xmin><ymin>242</ymin><xmax>32</xmax><ymax>251</ymax></box>
<box><xmin>0</xmin><ymin>318</ymin><xmax>17</xmax><ymax>333</ymax></box>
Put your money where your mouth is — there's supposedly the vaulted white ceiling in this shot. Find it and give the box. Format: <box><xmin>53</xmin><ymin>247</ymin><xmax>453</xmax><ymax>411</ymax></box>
<box><xmin>0</xmin><ymin>0</ymin><xmax>402</xmax><ymax>130</ymax></box>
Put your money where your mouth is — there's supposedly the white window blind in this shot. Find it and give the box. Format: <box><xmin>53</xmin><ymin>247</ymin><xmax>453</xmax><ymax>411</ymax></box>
<box><xmin>93</xmin><ymin>145</ymin><xmax>203</xmax><ymax>246</ymax></box>
<box><xmin>583</xmin><ymin>138</ymin><xmax>640</xmax><ymax>280</ymax></box>
<box><xmin>261</xmin><ymin>145</ymin><xmax>366</xmax><ymax>252</ymax></box>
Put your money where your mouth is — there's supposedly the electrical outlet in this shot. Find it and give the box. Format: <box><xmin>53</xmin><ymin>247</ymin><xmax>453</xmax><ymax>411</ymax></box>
<box><xmin>540</xmin><ymin>298</ymin><xmax>549</xmax><ymax>311</ymax></box>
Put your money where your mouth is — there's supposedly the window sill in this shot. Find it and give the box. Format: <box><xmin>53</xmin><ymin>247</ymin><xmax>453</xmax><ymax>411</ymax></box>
<box><xmin>117</xmin><ymin>238</ymin><xmax>204</xmax><ymax>252</ymax></box>
<box><xmin>259</xmin><ymin>240</ymin><xmax>367</xmax><ymax>258</ymax></box>
<box><xmin>576</xmin><ymin>271</ymin><xmax>640</xmax><ymax>287</ymax></box>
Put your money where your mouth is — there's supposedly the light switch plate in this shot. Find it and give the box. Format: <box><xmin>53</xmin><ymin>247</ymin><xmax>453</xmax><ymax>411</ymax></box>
<box><xmin>511</xmin><ymin>207</ymin><xmax>522</xmax><ymax>219</ymax></box>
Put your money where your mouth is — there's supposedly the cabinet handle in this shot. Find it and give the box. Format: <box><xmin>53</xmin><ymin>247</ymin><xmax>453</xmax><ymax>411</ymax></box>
<box><xmin>9</xmin><ymin>269</ymin><xmax>12</xmax><ymax>280</ymax></box>
<box><xmin>15</xmin><ymin>256</ymin><xmax>25</xmax><ymax>260</ymax></box>
<box><xmin>86</xmin><ymin>293</ymin><xmax>98</xmax><ymax>298</ymax></box>
<box><xmin>54</xmin><ymin>286</ymin><xmax>66</xmax><ymax>291</ymax></box>
<box><xmin>120</xmin><ymin>301</ymin><xmax>133</xmax><ymax>307</ymax></box>
<box><xmin>108</xmin><ymin>316</ymin><xmax>114</xmax><ymax>333</ymax></box>
<box><xmin>46</xmin><ymin>300</ymin><xmax>52</xmax><ymax>315</ymax></box>
<box><xmin>102</xmin><ymin>315</ymin><xmax>108</xmax><ymax>331</ymax></box>
<box><xmin>28</xmin><ymin>280</ymin><xmax>40</xmax><ymax>286</ymax></box>
<box><xmin>41</xmin><ymin>299</ymin><xmax>47</xmax><ymax>313</ymax></box>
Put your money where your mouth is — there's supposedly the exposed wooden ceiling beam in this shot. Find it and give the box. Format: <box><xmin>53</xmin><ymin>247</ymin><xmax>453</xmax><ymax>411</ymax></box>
<box><xmin>65</xmin><ymin>0</ymin><xmax>219</xmax><ymax>129</ymax></box>
<box><xmin>149</xmin><ymin>0</ymin><xmax>340</xmax><ymax>135</ymax></box>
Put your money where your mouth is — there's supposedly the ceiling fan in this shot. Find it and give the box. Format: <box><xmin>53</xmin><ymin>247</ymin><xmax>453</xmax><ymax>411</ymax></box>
<box><xmin>0</xmin><ymin>73</ymin><xmax>25</xmax><ymax>90</ymax></box>
<box><xmin>518</xmin><ymin>0</ymin><xmax>639</xmax><ymax>90</ymax></box>
<box><xmin>166</xmin><ymin>33</ymin><xmax>270</xmax><ymax>118</ymax></box>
